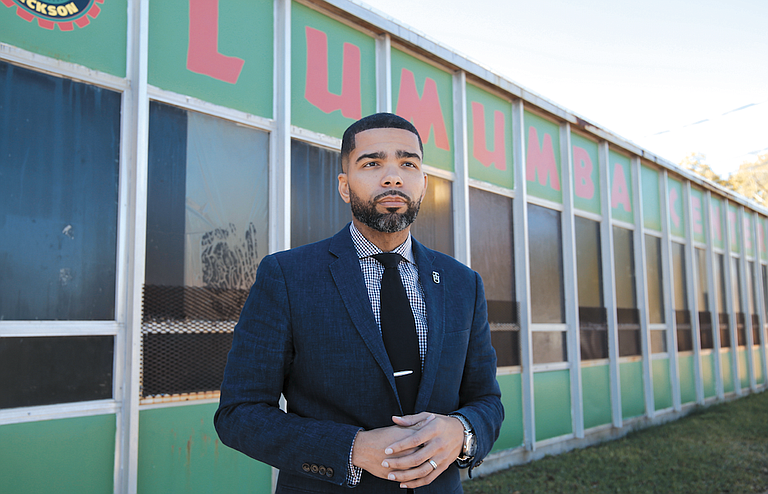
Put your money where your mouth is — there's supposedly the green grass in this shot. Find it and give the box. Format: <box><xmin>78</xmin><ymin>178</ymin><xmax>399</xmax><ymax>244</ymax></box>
<box><xmin>464</xmin><ymin>391</ymin><xmax>768</xmax><ymax>494</ymax></box>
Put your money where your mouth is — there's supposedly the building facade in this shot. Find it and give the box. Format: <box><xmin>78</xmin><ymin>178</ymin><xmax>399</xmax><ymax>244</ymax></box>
<box><xmin>1</xmin><ymin>0</ymin><xmax>766</xmax><ymax>493</ymax></box>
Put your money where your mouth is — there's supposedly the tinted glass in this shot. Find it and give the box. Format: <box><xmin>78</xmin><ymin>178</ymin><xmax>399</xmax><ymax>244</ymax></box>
<box><xmin>0</xmin><ymin>62</ymin><xmax>120</xmax><ymax>320</ymax></box>
<box><xmin>695</xmin><ymin>248</ymin><xmax>709</xmax><ymax>311</ymax></box>
<box><xmin>410</xmin><ymin>175</ymin><xmax>454</xmax><ymax>256</ymax></box>
<box><xmin>646</xmin><ymin>235</ymin><xmax>665</xmax><ymax>324</ymax></box>
<box><xmin>144</xmin><ymin>102</ymin><xmax>269</xmax><ymax>399</ymax></box>
<box><xmin>291</xmin><ymin>140</ymin><xmax>350</xmax><ymax>248</ymax></box>
<box><xmin>469</xmin><ymin>188</ymin><xmax>518</xmax><ymax>366</ymax></box>
<box><xmin>613</xmin><ymin>227</ymin><xmax>636</xmax><ymax>309</ymax></box>
<box><xmin>0</xmin><ymin>336</ymin><xmax>114</xmax><ymax>409</ymax></box>
<box><xmin>528</xmin><ymin>204</ymin><xmax>564</xmax><ymax>323</ymax></box>
<box><xmin>575</xmin><ymin>217</ymin><xmax>606</xmax><ymax>359</ymax></box>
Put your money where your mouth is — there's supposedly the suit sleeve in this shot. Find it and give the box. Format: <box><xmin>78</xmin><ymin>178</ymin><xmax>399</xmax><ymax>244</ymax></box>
<box><xmin>452</xmin><ymin>271</ymin><xmax>504</xmax><ymax>472</ymax></box>
<box><xmin>214</xmin><ymin>254</ymin><xmax>360</xmax><ymax>486</ymax></box>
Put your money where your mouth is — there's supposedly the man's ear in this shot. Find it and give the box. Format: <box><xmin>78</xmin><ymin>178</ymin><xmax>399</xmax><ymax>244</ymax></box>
<box><xmin>419</xmin><ymin>172</ymin><xmax>428</xmax><ymax>202</ymax></box>
<box><xmin>338</xmin><ymin>173</ymin><xmax>351</xmax><ymax>204</ymax></box>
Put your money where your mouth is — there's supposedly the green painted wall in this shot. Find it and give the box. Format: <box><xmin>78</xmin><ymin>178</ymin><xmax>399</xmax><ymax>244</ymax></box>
<box><xmin>149</xmin><ymin>0</ymin><xmax>273</xmax><ymax>118</ymax></box>
<box><xmin>610</xmin><ymin>151</ymin><xmax>633</xmax><ymax>224</ymax></box>
<box><xmin>755</xmin><ymin>348</ymin><xmax>765</xmax><ymax>385</ymax></box>
<box><xmin>467</xmin><ymin>83</ymin><xmax>514</xmax><ymax>189</ymax></box>
<box><xmin>581</xmin><ymin>364</ymin><xmax>612</xmax><ymax>429</ymax></box>
<box><xmin>738</xmin><ymin>348</ymin><xmax>749</xmax><ymax>389</ymax></box>
<box><xmin>0</xmin><ymin>414</ymin><xmax>115</xmax><ymax>494</ymax></box>
<box><xmin>701</xmin><ymin>352</ymin><xmax>717</xmax><ymax>398</ymax></box>
<box><xmin>492</xmin><ymin>373</ymin><xmax>524</xmax><ymax>451</ymax></box>
<box><xmin>722</xmin><ymin>351</ymin><xmax>735</xmax><ymax>394</ymax></box>
<box><xmin>653</xmin><ymin>358</ymin><xmax>673</xmax><ymax>410</ymax></box>
<box><xmin>534</xmin><ymin>370</ymin><xmax>572</xmax><ymax>441</ymax></box>
<box><xmin>641</xmin><ymin>164</ymin><xmax>661</xmax><ymax>232</ymax></box>
<box><xmin>291</xmin><ymin>1</ymin><xmax>376</xmax><ymax>138</ymax></box>
<box><xmin>524</xmin><ymin>111</ymin><xmax>562</xmax><ymax>204</ymax></box>
<box><xmin>620</xmin><ymin>360</ymin><xmax>645</xmax><ymax>419</ymax></box>
<box><xmin>391</xmin><ymin>48</ymin><xmax>454</xmax><ymax>172</ymax></box>
<box><xmin>570</xmin><ymin>132</ymin><xmax>601</xmax><ymax>215</ymax></box>
<box><xmin>678</xmin><ymin>354</ymin><xmax>696</xmax><ymax>404</ymax></box>
<box><xmin>0</xmin><ymin>0</ymin><xmax>127</xmax><ymax>77</ymax></box>
<box><xmin>138</xmin><ymin>403</ymin><xmax>271</xmax><ymax>494</ymax></box>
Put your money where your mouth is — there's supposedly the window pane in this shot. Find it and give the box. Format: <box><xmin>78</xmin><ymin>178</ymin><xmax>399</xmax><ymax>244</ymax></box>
<box><xmin>715</xmin><ymin>254</ymin><xmax>727</xmax><ymax>314</ymax></box>
<box><xmin>646</xmin><ymin>235</ymin><xmax>665</xmax><ymax>324</ymax></box>
<box><xmin>0</xmin><ymin>336</ymin><xmax>114</xmax><ymax>409</ymax></box>
<box><xmin>410</xmin><ymin>175</ymin><xmax>454</xmax><ymax>256</ymax></box>
<box><xmin>532</xmin><ymin>331</ymin><xmax>567</xmax><ymax>364</ymax></box>
<box><xmin>731</xmin><ymin>257</ymin><xmax>746</xmax><ymax>345</ymax></box>
<box><xmin>575</xmin><ymin>217</ymin><xmax>606</xmax><ymax>360</ymax></box>
<box><xmin>291</xmin><ymin>140</ymin><xmax>350</xmax><ymax>248</ymax></box>
<box><xmin>613</xmin><ymin>227</ymin><xmax>636</xmax><ymax>310</ymax></box>
<box><xmin>144</xmin><ymin>102</ymin><xmax>269</xmax><ymax>399</ymax></box>
<box><xmin>695</xmin><ymin>248</ymin><xmax>709</xmax><ymax>311</ymax></box>
<box><xmin>469</xmin><ymin>188</ymin><xmax>518</xmax><ymax>366</ymax></box>
<box><xmin>528</xmin><ymin>204</ymin><xmax>564</xmax><ymax>323</ymax></box>
<box><xmin>699</xmin><ymin>311</ymin><xmax>714</xmax><ymax>349</ymax></box>
<box><xmin>672</xmin><ymin>242</ymin><xmax>687</xmax><ymax>310</ymax></box>
<box><xmin>719</xmin><ymin>313</ymin><xmax>731</xmax><ymax>348</ymax></box>
<box><xmin>651</xmin><ymin>329</ymin><xmax>667</xmax><ymax>353</ymax></box>
<box><xmin>0</xmin><ymin>62</ymin><xmax>120</xmax><ymax>320</ymax></box>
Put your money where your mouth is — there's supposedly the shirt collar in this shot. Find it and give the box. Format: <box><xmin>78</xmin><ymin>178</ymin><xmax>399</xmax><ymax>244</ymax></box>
<box><xmin>349</xmin><ymin>222</ymin><xmax>415</xmax><ymax>264</ymax></box>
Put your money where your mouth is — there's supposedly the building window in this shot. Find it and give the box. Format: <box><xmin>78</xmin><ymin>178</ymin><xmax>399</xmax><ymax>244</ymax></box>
<box><xmin>0</xmin><ymin>62</ymin><xmax>120</xmax><ymax>321</ymax></box>
<box><xmin>646</xmin><ymin>235</ymin><xmax>666</xmax><ymax>353</ymax></box>
<box><xmin>143</xmin><ymin>101</ymin><xmax>270</xmax><ymax>400</ymax></box>
<box><xmin>575</xmin><ymin>217</ymin><xmax>607</xmax><ymax>360</ymax></box>
<box><xmin>731</xmin><ymin>257</ymin><xmax>746</xmax><ymax>346</ymax></box>
<box><xmin>528</xmin><ymin>204</ymin><xmax>566</xmax><ymax>364</ymax></box>
<box><xmin>696</xmin><ymin>248</ymin><xmax>713</xmax><ymax>349</ymax></box>
<box><xmin>672</xmin><ymin>242</ymin><xmax>692</xmax><ymax>352</ymax></box>
<box><xmin>747</xmin><ymin>262</ymin><xmax>760</xmax><ymax>345</ymax></box>
<box><xmin>614</xmin><ymin>226</ymin><xmax>640</xmax><ymax>357</ymax></box>
<box><xmin>469</xmin><ymin>188</ymin><xmax>518</xmax><ymax>367</ymax></box>
<box><xmin>715</xmin><ymin>254</ymin><xmax>731</xmax><ymax>348</ymax></box>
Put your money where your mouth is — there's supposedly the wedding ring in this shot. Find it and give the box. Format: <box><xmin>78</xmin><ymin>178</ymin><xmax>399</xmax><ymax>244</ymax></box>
<box><xmin>428</xmin><ymin>459</ymin><xmax>438</xmax><ymax>470</ymax></box>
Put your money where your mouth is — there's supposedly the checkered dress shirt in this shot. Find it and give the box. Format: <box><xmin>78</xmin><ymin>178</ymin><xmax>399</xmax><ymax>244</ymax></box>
<box><xmin>347</xmin><ymin>222</ymin><xmax>428</xmax><ymax>485</ymax></box>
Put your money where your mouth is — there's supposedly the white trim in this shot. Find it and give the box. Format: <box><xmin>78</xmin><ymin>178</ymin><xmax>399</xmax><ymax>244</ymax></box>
<box><xmin>738</xmin><ymin>207</ymin><xmax>757</xmax><ymax>391</ymax></box>
<box><xmin>495</xmin><ymin>366</ymin><xmax>523</xmax><ymax>376</ymax></box>
<box><xmin>574</xmin><ymin>210</ymin><xmax>603</xmax><ymax>223</ymax></box>
<box><xmin>599</xmin><ymin>141</ymin><xmax>622</xmax><ymax>429</ymax></box>
<box><xmin>527</xmin><ymin>195</ymin><xmax>564</xmax><ymax>212</ymax></box>
<box><xmin>139</xmin><ymin>397</ymin><xmax>220</xmax><ymax>410</ymax></box>
<box><xmin>530</xmin><ymin>323</ymin><xmax>568</xmax><ymax>332</ymax></box>
<box><xmin>631</xmin><ymin>156</ymin><xmax>654</xmax><ymax>419</ymax></box>
<box><xmin>580</xmin><ymin>358</ymin><xmax>610</xmax><ymax>368</ymax></box>
<box><xmin>422</xmin><ymin>164</ymin><xmax>456</xmax><ymax>182</ymax></box>
<box><xmin>0</xmin><ymin>322</ymin><xmax>121</xmax><ymax>337</ymax></box>
<box><xmin>147</xmin><ymin>86</ymin><xmax>275</xmax><ymax>133</ymax></box>
<box><xmin>512</xmin><ymin>99</ymin><xmax>535</xmax><ymax>451</ymax></box>
<box><xmin>532</xmin><ymin>361</ymin><xmax>570</xmax><ymax>372</ymax></box>
<box><xmin>452</xmin><ymin>70</ymin><xmax>470</xmax><ymax>266</ymax></box>
<box><xmin>291</xmin><ymin>125</ymin><xmax>342</xmax><ymax>150</ymax></box>
<box><xmin>467</xmin><ymin>179</ymin><xmax>514</xmax><ymax>199</ymax></box>
<box><xmin>0</xmin><ymin>400</ymin><xmax>119</xmax><ymax>426</ymax></box>
<box><xmin>0</xmin><ymin>43</ymin><xmax>128</xmax><ymax>92</ymax></box>
<box><xmin>375</xmin><ymin>33</ymin><xmax>392</xmax><ymax>113</ymax></box>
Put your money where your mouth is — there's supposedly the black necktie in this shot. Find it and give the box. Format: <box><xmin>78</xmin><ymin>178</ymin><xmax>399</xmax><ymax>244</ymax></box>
<box><xmin>373</xmin><ymin>253</ymin><xmax>421</xmax><ymax>415</ymax></box>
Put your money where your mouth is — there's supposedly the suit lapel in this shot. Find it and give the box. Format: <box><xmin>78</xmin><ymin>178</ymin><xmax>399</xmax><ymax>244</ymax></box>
<box><xmin>413</xmin><ymin>240</ymin><xmax>444</xmax><ymax>412</ymax></box>
<box><xmin>328</xmin><ymin>228</ymin><xmax>399</xmax><ymax>397</ymax></box>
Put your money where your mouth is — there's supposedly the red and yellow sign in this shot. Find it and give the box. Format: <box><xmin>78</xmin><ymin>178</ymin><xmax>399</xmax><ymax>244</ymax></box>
<box><xmin>2</xmin><ymin>0</ymin><xmax>103</xmax><ymax>30</ymax></box>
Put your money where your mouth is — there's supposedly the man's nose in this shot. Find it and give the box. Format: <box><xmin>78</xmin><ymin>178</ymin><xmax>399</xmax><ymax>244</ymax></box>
<box><xmin>381</xmin><ymin>164</ymin><xmax>403</xmax><ymax>187</ymax></box>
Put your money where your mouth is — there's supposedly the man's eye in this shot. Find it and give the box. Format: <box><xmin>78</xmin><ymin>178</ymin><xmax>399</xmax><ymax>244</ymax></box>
<box><xmin>402</xmin><ymin>161</ymin><xmax>416</xmax><ymax>168</ymax></box>
<box><xmin>362</xmin><ymin>161</ymin><xmax>378</xmax><ymax>167</ymax></box>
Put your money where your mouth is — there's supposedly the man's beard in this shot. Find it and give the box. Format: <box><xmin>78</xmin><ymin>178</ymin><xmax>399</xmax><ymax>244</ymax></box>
<box><xmin>349</xmin><ymin>190</ymin><xmax>422</xmax><ymax>233</ymax></box>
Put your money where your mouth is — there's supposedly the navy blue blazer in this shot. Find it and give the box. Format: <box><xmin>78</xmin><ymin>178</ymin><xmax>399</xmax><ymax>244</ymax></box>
<box><xmin>214</xmin><ymin>225</ymin><xmax>503</xmax><ymax>493</ymax></box>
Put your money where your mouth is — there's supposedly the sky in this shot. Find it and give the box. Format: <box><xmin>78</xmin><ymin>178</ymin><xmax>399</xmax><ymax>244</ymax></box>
<box><xmin>358</xmin><ymin>0</ymin><xmax>768</xmax><ymax>177</ymax></box>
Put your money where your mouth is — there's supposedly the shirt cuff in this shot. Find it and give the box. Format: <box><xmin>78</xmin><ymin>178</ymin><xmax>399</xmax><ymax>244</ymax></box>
<box><xmin>346</xmin><ymin>429</ymin><xmax>364</xmax><ymax>486</ymax></box>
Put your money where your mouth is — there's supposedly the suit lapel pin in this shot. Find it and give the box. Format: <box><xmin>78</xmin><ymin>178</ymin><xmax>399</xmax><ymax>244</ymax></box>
<box><xmin>432</xmin><ymin>271</ymin><xmax>440</xmax><ymax>284</ymax></box>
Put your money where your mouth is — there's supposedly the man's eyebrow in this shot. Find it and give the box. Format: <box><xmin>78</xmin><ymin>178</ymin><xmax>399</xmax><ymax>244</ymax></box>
<box><xmin>355</xmin><ymin>151</ymin><xmax>386</xmax><ymax>163</ymax></box>
<box><xmin>396</xmin><ymin>150</ymin><xmax>421</xmax><ymax>160</ymax></box>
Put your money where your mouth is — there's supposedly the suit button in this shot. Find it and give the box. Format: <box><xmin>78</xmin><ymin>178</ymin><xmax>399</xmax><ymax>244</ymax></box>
<box><xmin>302</xmin><ymin>463</ymin><xmax>310</xmax><ymax>472</ymax></box>
<box><xmin>311</xmin><ymin>464</ymin><xmax>319</xmax><ymax>474</ymax></box>
<box><xmin>318</xmin><ymin>466</ymin><xmax>326</xmax><ymax>475</ymax></box>
<box><xmin>326</xmin><ymin>467</ymin><xmax>334</xmax><ymax>478</ymax></box>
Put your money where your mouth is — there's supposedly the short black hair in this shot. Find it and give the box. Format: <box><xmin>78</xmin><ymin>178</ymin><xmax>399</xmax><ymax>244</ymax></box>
<box><xmin>340</xmin><ymin>113</ymin><xmax>423</xmax><ymax>171</ymax></box>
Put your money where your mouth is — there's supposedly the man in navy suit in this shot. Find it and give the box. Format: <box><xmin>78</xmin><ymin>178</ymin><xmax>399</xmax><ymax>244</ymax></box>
<box><xmin>215</xmin><ymin>113</ymin><xmax>503</xmax><ymax>493</ymax></box>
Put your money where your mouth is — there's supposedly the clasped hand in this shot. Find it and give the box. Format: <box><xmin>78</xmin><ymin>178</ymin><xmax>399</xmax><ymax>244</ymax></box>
<box><xmin>351</xmin><ymin>412</ymin><xmax>465</xmax><ymax>489</ymax></box>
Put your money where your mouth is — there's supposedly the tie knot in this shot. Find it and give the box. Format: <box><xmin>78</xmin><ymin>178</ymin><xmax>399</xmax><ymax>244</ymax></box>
<box><xmin>372</xmin><ymin>253</ymin><xmax>404</xmax><ymax>269</ymax></box>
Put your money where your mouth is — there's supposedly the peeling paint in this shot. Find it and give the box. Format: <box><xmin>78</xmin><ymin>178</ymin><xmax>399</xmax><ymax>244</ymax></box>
<box><xmin>62</xmin><ymin>224</ymin><xmax>74</xmax><ymax>239</ymax></box>
<box><xmin>59</xmin><ymin>268</ymin><xmax>72</xmax><ymax>285</ymax></box>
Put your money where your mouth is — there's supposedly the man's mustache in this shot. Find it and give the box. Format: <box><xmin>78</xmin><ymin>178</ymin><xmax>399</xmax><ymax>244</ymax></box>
<box><xmin>373</xmin><ymin>190</ymin><xmax>412</xmax><ymax>203</ymax></box>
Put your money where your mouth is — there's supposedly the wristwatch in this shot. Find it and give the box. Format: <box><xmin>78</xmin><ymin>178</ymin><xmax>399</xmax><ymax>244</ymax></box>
<box><xmin>449</xmin><ymin>413</ymin><xmax>476</xmax><ymax>468</ymax></box>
